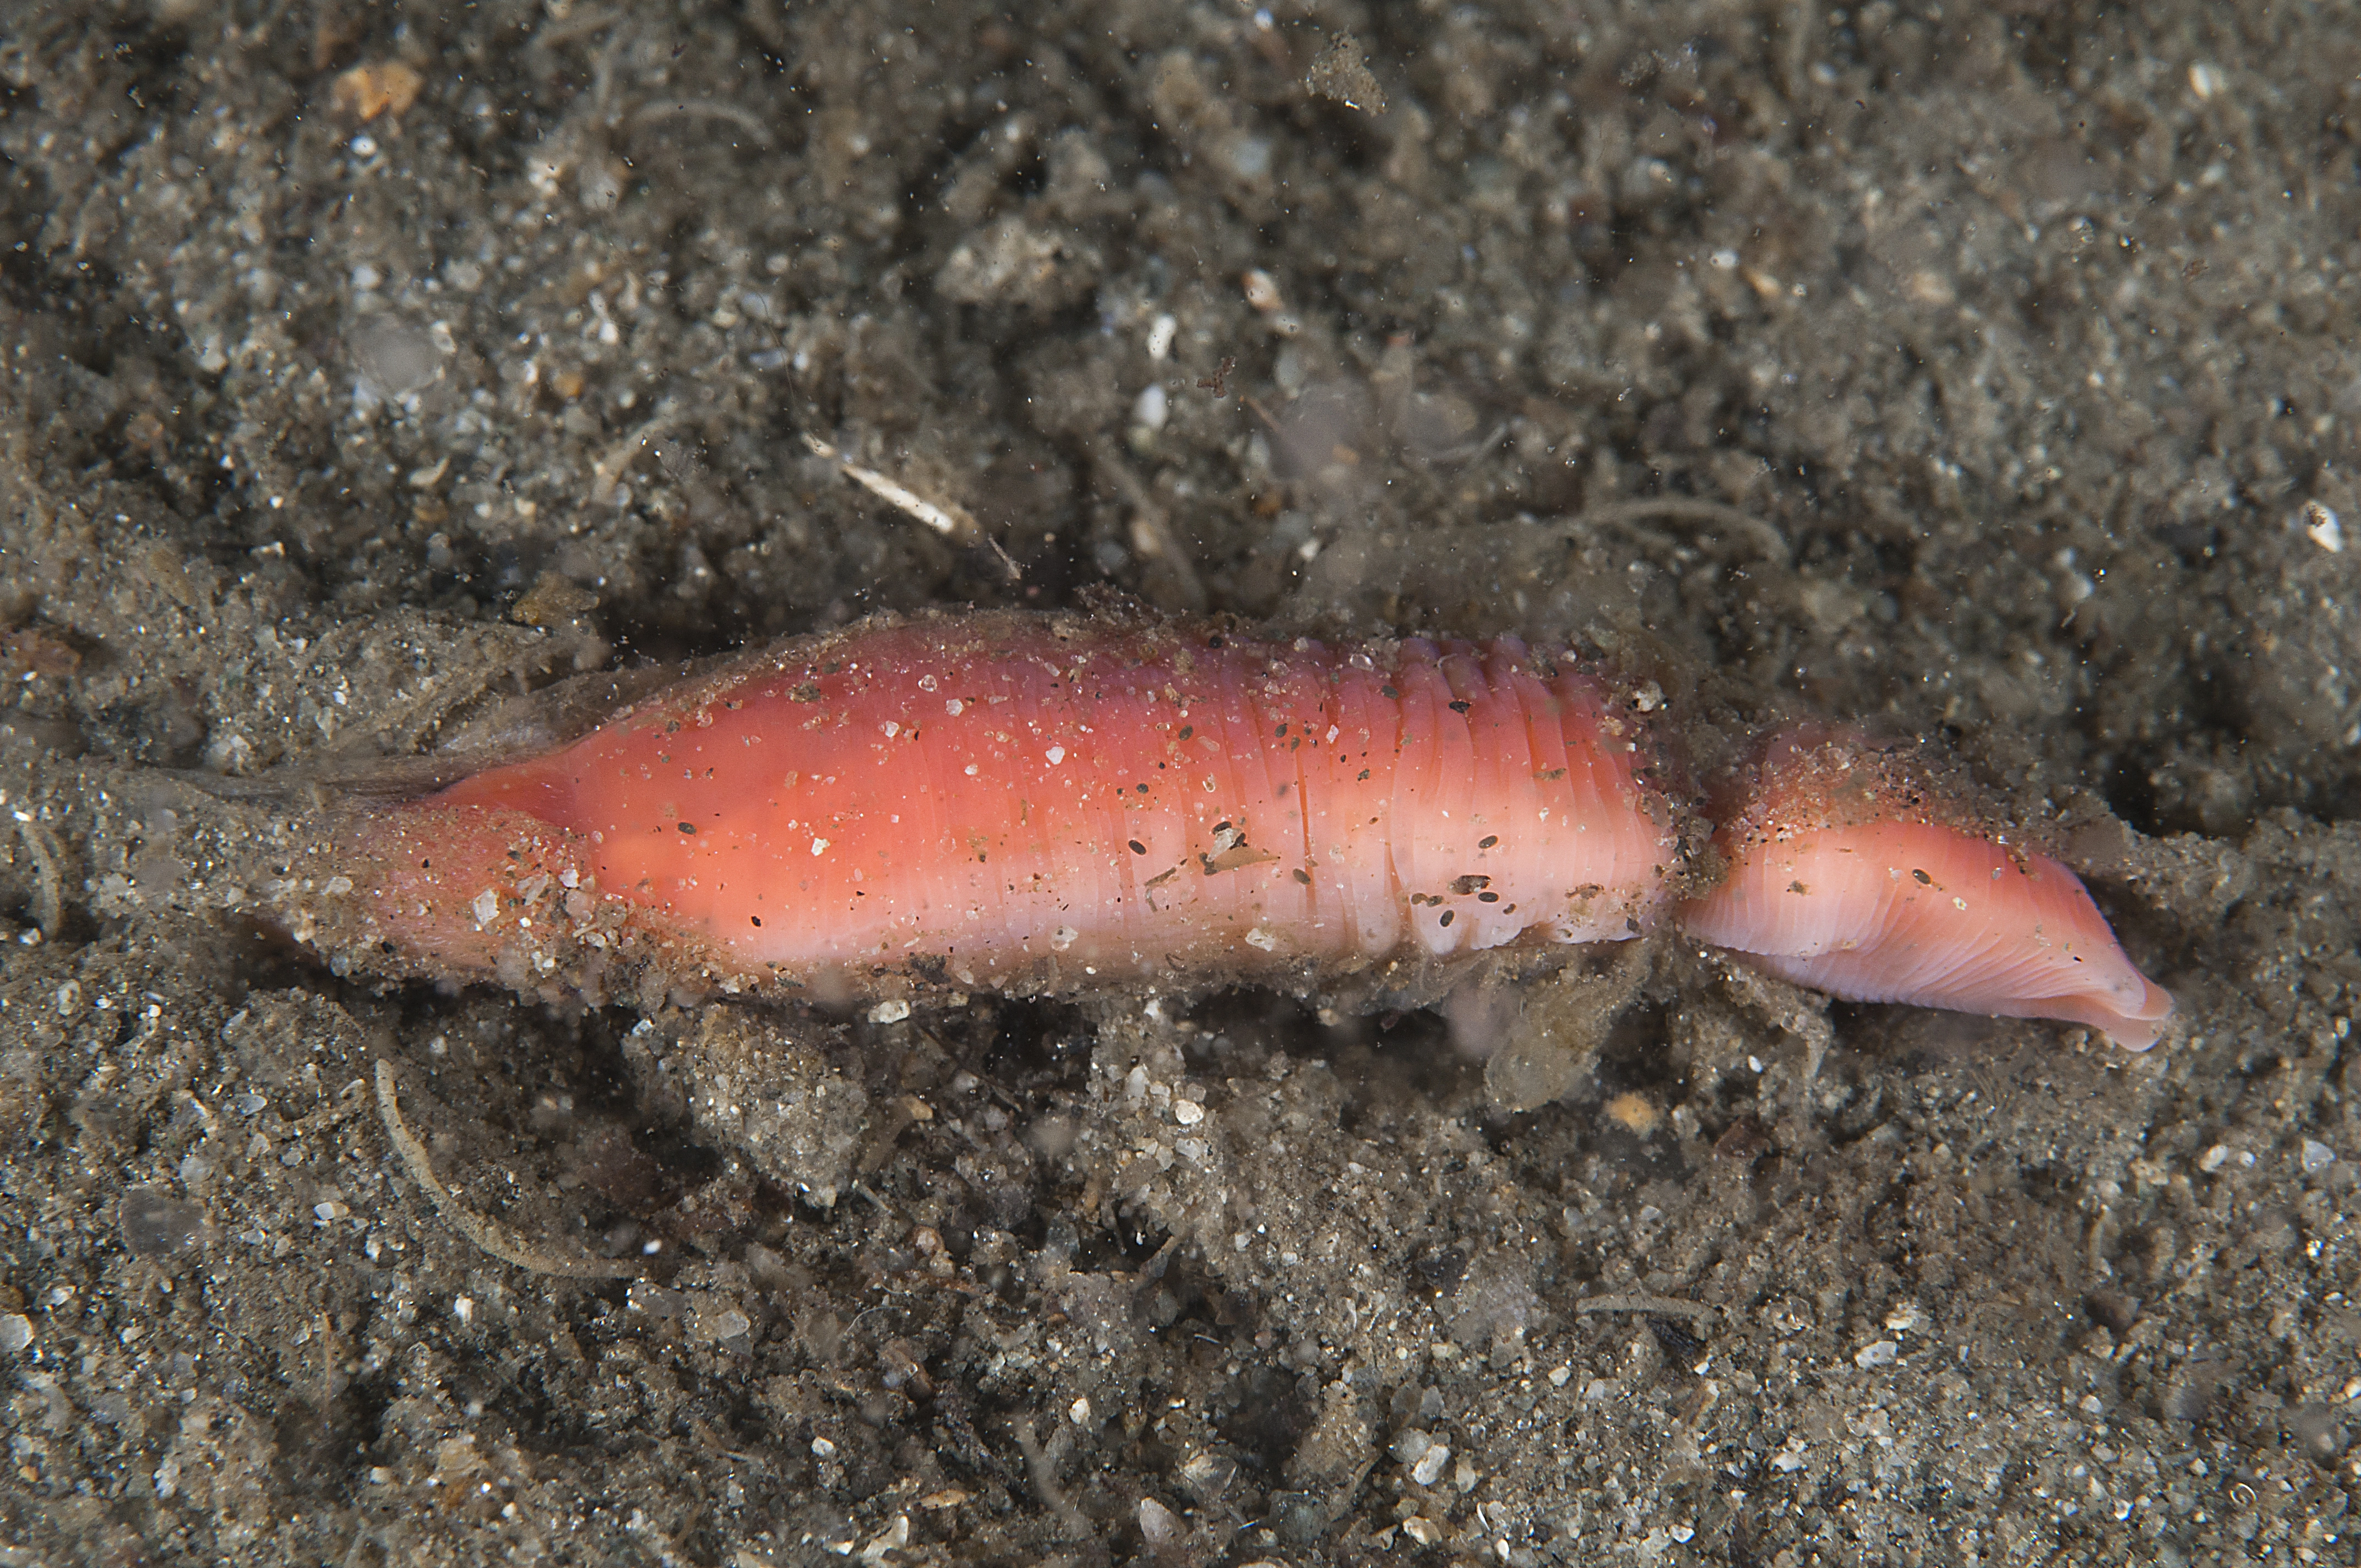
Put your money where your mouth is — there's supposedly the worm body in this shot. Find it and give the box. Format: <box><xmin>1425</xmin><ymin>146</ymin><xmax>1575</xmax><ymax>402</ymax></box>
<box><xmin>344</xmin><ymin>612</ymin><xmax>1677</xmax><ymax>1001</ymax></box>
<box><xmin>1676</xmin><ymin>733</ymin><xmax>2172</xmax><ymax>1049</ymax></box>
<box><xmin>324</xmin><ymin>610</ymin><xmax>2171</xmax><ymax>1049</ymax></box>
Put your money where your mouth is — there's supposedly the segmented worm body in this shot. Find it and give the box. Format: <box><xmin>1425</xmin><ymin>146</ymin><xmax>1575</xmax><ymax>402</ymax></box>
<box><xmin>323</xmin><ymin>609</ymin><xmax>2170</xmax><ymax>1048</ymax></box>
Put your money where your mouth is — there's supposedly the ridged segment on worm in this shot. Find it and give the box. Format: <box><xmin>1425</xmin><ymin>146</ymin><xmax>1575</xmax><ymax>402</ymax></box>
<box><xmin>345</xmin><ymin>612</ymin><xmax>1679</xmax><ymax>1001</ymax></box>
<box><xmin>1675</xmin><ymin>731</ymin><xmax>2173</xmax><ymax>1050</ymax></box>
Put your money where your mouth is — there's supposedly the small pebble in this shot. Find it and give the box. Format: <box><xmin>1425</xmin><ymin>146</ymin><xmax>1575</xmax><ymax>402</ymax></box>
<box><xmin>119</xmin><ymin>1187</ymin><xmax>206</xmax><ymax>1263</ymax></box>
<box><xmin>1136</xmin><ymin>1497</ymin><xmax>1184</xmax><ymax>1548</ymax></box>
<box><xmin>347</xmin><ymin>313</ymin><xmax>441</xmax><ymax>397</ymax></box>
<box><xmin>1131</xmin><ymin>384</ymin><xmax>1168</xmax><ymax>432</ymax></box>
<box><xmin>1410</xmin><ymin>1442</ymin><xmax>1450</xmax><ymax>1487</ymax></box>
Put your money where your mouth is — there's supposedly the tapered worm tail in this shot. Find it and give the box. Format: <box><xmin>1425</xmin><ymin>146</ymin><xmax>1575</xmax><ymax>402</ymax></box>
<box><xmin>1674</xmin><ymin>728</ymin><xmax>2172</xmax><ymax>1050</ymax></box>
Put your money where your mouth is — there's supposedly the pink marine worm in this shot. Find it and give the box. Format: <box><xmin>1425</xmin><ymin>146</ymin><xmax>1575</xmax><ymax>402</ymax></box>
<box><xmin>311</xmin><ymin>607</ymin><xmax>2171</xmax><ymax>1051</ymax></box>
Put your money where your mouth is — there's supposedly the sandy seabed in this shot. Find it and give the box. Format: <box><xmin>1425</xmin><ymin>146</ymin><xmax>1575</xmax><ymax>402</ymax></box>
<box><xmin>2</xmin><ymin>2</ymin><xmax>2359</xmax><ymax>1563</ymax></box>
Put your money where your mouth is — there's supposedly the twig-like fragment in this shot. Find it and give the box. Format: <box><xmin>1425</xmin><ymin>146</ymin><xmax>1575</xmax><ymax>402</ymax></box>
<box><xmin>592</xmin><ymin>409</ymin><xmax>686</xmax><ymax>493</ymax></box>
<box><xmin>374</xmin><ymin>1059</ymin><xmax>636</xmax><ymax>1280</ymax></box>
<box><xmin>12</xmin><ymin>816</ymin><xmax>63</xmax><ymax>937</ymax></box>
<box><xmin>1011</xmin><ymin>1417</ymin><xmax>1091</xmax><ymax>1540</ymax></box>
<box><xmin>628</xmin><ymin>99</ymin><xmax>774</xmax><ymax>146</ymax></box>
<box><xmin>1574</xmin><ymin>1293</ymin><xmax>1720</xmax><ymax>1324</ymax></box>
<box><xmin>1094</xmin><ymin>446</ymin><xmax>1207</xmax><ymax>613</ymax></box>
<box><xmin>1575</xmin><ymin>496</ymin><xmax>1792</xmax><ymax>566</ymax></box>
<box><xmin>804</xmin><ymin>434</ymin><xmax>977</xmax><ymax>542</ymax></box>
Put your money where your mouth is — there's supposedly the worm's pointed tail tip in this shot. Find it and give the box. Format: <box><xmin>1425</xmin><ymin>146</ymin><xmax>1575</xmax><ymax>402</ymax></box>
<box><xmin>2086</xmin><ymin>974</ymin><xmax>2174</xmax><ymax>1053</ymax></box>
